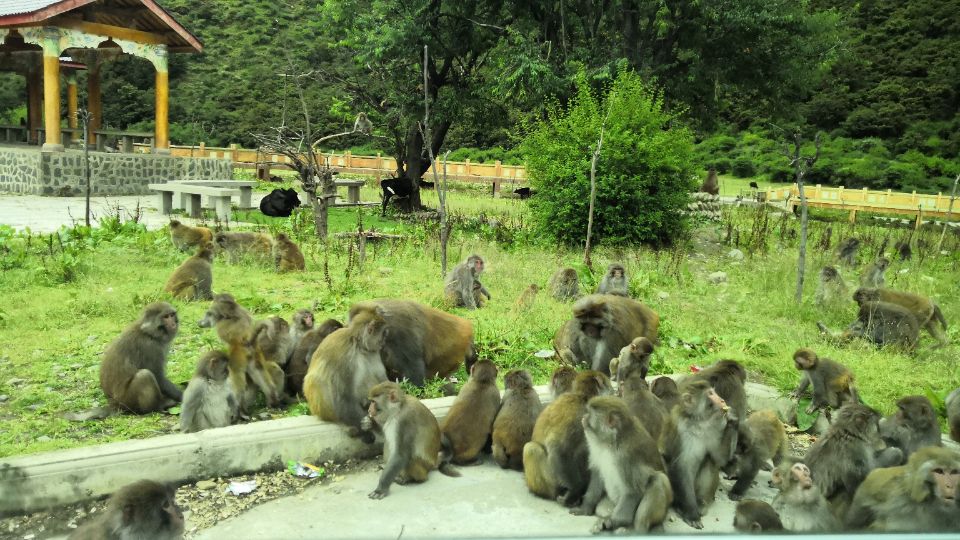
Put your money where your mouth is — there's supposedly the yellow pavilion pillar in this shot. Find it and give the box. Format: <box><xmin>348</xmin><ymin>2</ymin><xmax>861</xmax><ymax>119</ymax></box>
<box><xmin>40</xmin><ymin>28</ymin><xmax>63</xmax><ymax>152</ymax></box>
<box><xmin>154</xmin><ymin>45</ymin><xmax>169</xmax><ymax>154</ymax></box>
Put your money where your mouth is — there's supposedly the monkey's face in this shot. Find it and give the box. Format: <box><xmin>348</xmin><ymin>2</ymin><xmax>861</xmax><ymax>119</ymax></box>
<box><xmin>706</xmin><ymin>387</ymin><xmax>728</xmax><ymax>412</ymax></box>
<box><xmin>793</xmin><ymin>353</ymin><xmax>814</xmax><ymax>370</ymax></box>
<box><xmin>791</xmin><ymin>463</ymin><xmax>813</xmax><ymax>490</ymax></box>
<box><xmin>299</xmin><ymin>312</ymin><xmax>314</xmax><ymax>330</ymax></box>
<box><xmin>161</xmin><ymin>311</ymin><xmax>179</xmax><ymax>335</ymax></box>
<box><xmin>198</xmin><ymin>307</ymin><xmax>222</xmax><ymax>328</ymax></box>
<box><xmin>473</xmin><ymin>258</ymin><xmax>484</xmax><ymax>274</ymax></box>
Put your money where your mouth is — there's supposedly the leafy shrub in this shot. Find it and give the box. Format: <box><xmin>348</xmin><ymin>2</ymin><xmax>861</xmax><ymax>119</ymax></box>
<box><xmin>731</xmin><ymin>157</ymin><xmax>757</xmax><ymax>178</ymax></box>
<box><xmin>521</xmin><ymin>71</ymin><xmax>696</xmax><ymax>246</ymax></box>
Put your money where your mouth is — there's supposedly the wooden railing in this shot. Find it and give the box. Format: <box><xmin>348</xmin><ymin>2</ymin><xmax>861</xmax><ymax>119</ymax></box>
<box><xmin>763</xmin><ymin>184</ymin><xmax>959</xmax><ymax>224</ymax></box>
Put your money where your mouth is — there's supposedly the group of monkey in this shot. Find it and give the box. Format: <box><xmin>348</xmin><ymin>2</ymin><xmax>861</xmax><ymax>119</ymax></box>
<box><xmin>72</xmin><ymin>222</ymin><xmax>960</xmax><ymax>536</ymax></box>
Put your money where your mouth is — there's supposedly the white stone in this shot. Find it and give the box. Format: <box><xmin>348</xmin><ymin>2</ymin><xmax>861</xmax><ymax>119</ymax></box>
<box><xmin>726</xmin><ymin>248</ymin><xmax>744</xmax><ymax>261</ymax></box>
<box><xmin>708</xmin><ymin>271</ymin><xmax>728</xmax><ymax>284</ymax></box>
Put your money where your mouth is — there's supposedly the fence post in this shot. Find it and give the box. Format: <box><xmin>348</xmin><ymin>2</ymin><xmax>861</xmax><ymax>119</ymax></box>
<box><xmin>229</xmin><ymin>143</ymin><xmax>238</xmax><ymax>163</ymax></box>
<box><xmin>376</xmin><ymin>152</ymin><xmax>382</xmax><ymax>182</ymax></box>
<box><xmin>345</xmin><ymin>150</ymin><xmax>352</xmax><ymax>169</ymax></box>
<box><xmin>464</xmin><ymin>159</ymin><xmax>471</xmax><ymax>176</ymax></box>
<box><xmin>199</xmin><ymin>141</ymin><xmax>205</xmax><ymax>155</ymax></box>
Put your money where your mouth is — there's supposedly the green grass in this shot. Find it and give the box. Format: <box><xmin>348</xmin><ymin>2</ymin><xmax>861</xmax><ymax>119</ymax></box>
<box><xmin>0</xmin><ymin>192</ymin><xmax>958</xmax><ymax>459</ymax></box>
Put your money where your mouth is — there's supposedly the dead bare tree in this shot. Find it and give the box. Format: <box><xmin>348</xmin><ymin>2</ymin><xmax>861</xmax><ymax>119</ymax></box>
<box><xmin>777</xmin><ymin>128</ymin><xmax>821</xmax><ymax>303</ymax></box>
<box><xmin>419</xmin><ymin>45</ymin><xmax>452</xmax><ymax>277</ymax></box>
<box><xmin>77</xmin><ymin>109</ymin><xmax>93</xmax><ymax>227</ymax></box>
<box><xmin>583</xmin><ymin>107</ymin><xmax>610</xmax><ymax>269</ymax></box>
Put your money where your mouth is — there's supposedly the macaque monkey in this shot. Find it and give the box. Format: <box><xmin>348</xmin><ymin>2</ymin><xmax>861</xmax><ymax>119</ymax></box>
<box><xmin>100</xmin><ymin>303</ymin><xmax>182</xmax><ymax>414</ymax></box>
<box><xmin>734</xmin><ymin>499</ymin><xmax>784</xmax><ymax>532</ymax></box>
<box><xmin>817</xmin><ymin>301</ymin><xmax>920</xmax><ymax>350</ymax></box>
<box><xmin>492</xmin><ymin>370</ymin><xmax>542</xmax><ymax>470</ymax></box>
<box><xmin>685</xmin><ymin>358</ymin><xmax>747</xmax><ymax>422</ymax></box>
<box><xmin>700</xmin><ymin>167</ymin><xmax>719</xmax><ymax>195</ymax></box>
<box><xmin>596</xmin><ymin>263</ymin><xmax>629</xmax><ymax>297</ymax></box>
<box><xmin>445</xmin><ymin>254</ymin><xmax>490</xmax><ymax>309</ymax></box>
<box><xmin>650</xmin><ymin>376</ymin><xmax>680</xmax><ymax>411</ymax></box>
<box><xmin>273</xmin><ymin>233</ymin><xmax>305</xmax><ymax>272</ymax></box>
<box><xmin>895</xmin><ymin>239</ymin><xmax>912</xmax><ymax>261</ymax></box>
<box><xmin>523</xmin><ymin>371</ymin><xmax>613</xmax><ymax>506</ymax></box>
<box><xmin>948</xmin><ymin>388</ymin><xmax>960</xmax><ymax>444</ymax></box>
<box><xmin>814</xmin><ymin>266</ymin><xmax>847</xmax><ymax>308</ymax></box>
<box><xmin>662</xmin><ymin>380</ymin><xmax>730</xmax><ymax>529</ymax></box>
<box><xmin>847</xmin><ymin>446</ymin><xmax>960</xmax><ymax>531</ymax></box>
<box><xmin>304</xmin><ymin>304</ymin><xmax>388</xmax><ymax>442</ymax></box>
<box><xmin>286</xmin><ymin>318</ymin><xmax>343</xmax><ymax>396</ymax></box>
<box><xmin>288</xmin><ymin>308</ymin><xmax>314</xmax><ymax>357</ymax></box>
<box><xmin>549</xmin><ymin>365</ymin><xmax>576</xmax><ymax>398</ymax></box>
<box><xmin>353</xmin><ymin>112</ymin><xmax>373</xmax><ymax>135</ymax></box>
<box><xmin>251</xmin><ymin>317</ymin><xmax>293</xmax><ymax>368</ymax></box>
<box><xmin>180</xmin><ymin>350</ymin><xmax>237</xmax><ymax>433</ymax></box>
<box><xmin>548</xmin><ymin>267</ymin><xmax>580</xmax><ymax>301</ymax></box>
<box><xmin>69</xmin><ymin>480</ymin><xmax>184</xmax><ymax>540</ymax></box>
<box><xmin>860</xmin><ymin>257</ymin><xmax>890</xmax><ymax>288</ymax></box>
<box><xmin>514</xmin><ymin>283</ymin><xmax>539</xmax><ymax>310</ymax></box>
<box><xmin>363</xmin><ymin>381</ymin><xmax>459</xmax><ymax>499</ymax></box>
<box><xmin>879</xmin><ymin>395</ymin><xmax>941</xmax><ymax>462</ymax></box>
<box><xmin>853</xmin><ymin>287</ymin><xmax>948</xmax><ymax>347</ymax></box>
<box><xmin>727</xmin><ymin>410</ymin><xmax>787</xmax><ymax>500</ymax></box>
<box><xmin>835</xmin><ymin>237</ymin><xmax>860</xmax><ymax>267</ymax></box>
<box><xmin>553</xmin><ymin>294</ymin><xmax>659</xmax><ymax>375</ymax></box>
<box><xmin>440</xmin><ymin>360</ymin><xmax>501</xmax><ymax>464</ymax></box>
<box><xmin>214</xmin><ymin>231</ymin><xmax>272</xmax><ymax>263</ymax></box>
<box><xmin>608</xmin><ymin>337</ymin><xmax>654</xmax><ymax>383</ymax></box>
<box><xmin>571</xmin><ymin>396</ymin><xmax>672</xmax><ymax>533</ymax></box>
<box><xmin>618</xmin><ymin>372</ymin><xmax>668</xmax><ymax>449</ymax></box>
<box><xmin>169</xmin><ymin>219</ymin><xmax>212</xmax><ymax>252</ymax></box>
<box><xmin>770</xmin><ymin>460</ymin><xmax>839</xmax><ymax>532</ymax></box>
<box><xmin>789</xmin><ymin>348</ymin><xmax>859</xmax><ymax>414</ymax></box>
<box><xmin>164</xmin><ymin>242</ymin><xmax>214</xmax><ymax>301</ymax></box>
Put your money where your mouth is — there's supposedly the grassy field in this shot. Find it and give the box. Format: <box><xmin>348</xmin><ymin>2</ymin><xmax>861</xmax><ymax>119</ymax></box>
<box><xmin>0</xmin><ymin>186</ymin><xmax>958</xmax><ymax>459</ymax></box>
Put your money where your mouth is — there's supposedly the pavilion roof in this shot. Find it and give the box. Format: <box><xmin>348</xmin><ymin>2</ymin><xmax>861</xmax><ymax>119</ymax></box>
<box><xmin>0</xmin><ymin>0</ymin><xmax>202</xmax><ymax>53</ymax></box>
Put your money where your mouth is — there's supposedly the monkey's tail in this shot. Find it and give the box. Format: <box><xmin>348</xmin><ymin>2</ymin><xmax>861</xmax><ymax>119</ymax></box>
<box><xmin>933</xmin><ymin>305</ymin><xmax>948</xmax><ymax>330</ymax></box>
<box><xmin>63</xmin><ymin>406</ymin><xmax>115</xmax><ymax>421</ymax></box>
<box><xmin>438</xmin><ymin>433</ymin><xmax>462</xmax><ymax>477</ymax></box>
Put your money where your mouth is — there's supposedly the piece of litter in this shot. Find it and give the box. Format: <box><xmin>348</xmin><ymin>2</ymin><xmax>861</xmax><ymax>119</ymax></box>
<box><xmin>287</xmin><ymin>460</ymin><xmax>325</xmax><ymax>479</ymax></box>
<box><xmin>534</xmin><ymin>349</ymin><xmax>555</xmax><ymax>358</ymax></box>
<box><xmin>226</xmin><ymin>480</ymin><xmax>257</xmax><ymax>496</ymax></box>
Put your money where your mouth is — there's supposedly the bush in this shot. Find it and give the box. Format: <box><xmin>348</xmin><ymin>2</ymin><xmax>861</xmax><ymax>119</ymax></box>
<box><xmin>731</xmin><ymin>157</ymin><xmax>757</xmax><ymax>178</ymax></box>
<box><xmin>521</xmin><ymin>71</ymin><xmax>696</xmax><ymax>247</ymax></box>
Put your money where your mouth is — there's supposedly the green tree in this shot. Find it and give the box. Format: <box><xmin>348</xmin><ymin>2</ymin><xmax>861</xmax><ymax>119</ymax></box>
<box><xmin>522</xmin><ymin>71</ymin><xmax>696</xmax><ymax>247</ymax></box>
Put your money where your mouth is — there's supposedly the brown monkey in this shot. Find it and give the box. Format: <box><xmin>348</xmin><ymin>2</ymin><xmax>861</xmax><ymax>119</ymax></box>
<box><xmin>180</xmin><ymin>350</ymin><xmax>237</xmax><ymax>433</ymax></box>
<box><xmin>169</xmin><ymin>219</ymin><xmax>212</xmax><ymax>252</ymax></box>
<box><xmin>514</xmin><ymin>283</ymin><xmax>539</xmax><ymax>310</ymax></box>
<box><xmin>440</xmin><ymin>360</ymin><xmax>502</xmax><ymax>464</ymax></box>
<box><xmin>273</xmin><ymin>233</ymin><xmax>305</xmax><ymax>272</ymax></box>
<box><xmin>363</xmin><ymin>381</ymin><xmax>459</xmax><ymax>498</ymax></box>
<box><xmin>618</xmin><ymin>372</ymin><xmax>668</xmax><ymax>446</ymax></box>
<box><xmin>879</xmin><ymin>395</ymin><xmax>941</xmax><ymax>462</ymax></box>
<box><xmin>214</xmin><ymin>231</ymin><xmax>272</xmax><ymax>263</ymax></box>
<box><xmin>250</xmin><ymin>316</ymin><xmax>293</xmax><ymax>368</ymax></box>
<box><xmin>662</xmin><ymin>379</ymin><xmax>730</xmax><ymax>529</ymax></box>
<box><xmin>684</xmin><ymin>359</ymin><xmax>747</xmax><ymax>421</ymax></box>
<box><xmin>650</xmin><ymin>376</ymin><xmax>680</xmax><ymax>411</ymax></box>
<box><xmin>700</xmin><ymin>167</ymin><xmax>719</xmax><ymax>195</ymax></box>
<box><xmin>853</xmin><ymin>287</ymin><xmax>949</xmax><ymax>347</ymax></box>
<box><xmin>608</xmin><ymin>336</ymin><xmax>655</xmax><ymax>383</ymax></box>
<box><xmin>548</xmin><ymin>267</ymin><xmax>580</xmax><ymax>301</ymax></box>
<box><xmin>285</xmin><ymin>318</ymin><xmax>343</xmax><ymax>396</ymax></box>
<box><xmin>596</xmin><ymin>263</ymin><xmax>629</xmax><ymax>296</ymax></box>
<box><xmin>348</xmin><ymin>299</ymin><xmax>475</xmax><ymax>386</ymax></box>
<box><xmin>444</xmin><ymin>254</ymin><xmax>490</xmax><ymax>309</ymax></box>
<box><xmin>860</xmin><ymin>257</ymin><xmax>890</xmax><ymax>288</ymax></box>
<box><xmin>804</xmin><ymin>403</ymin><xmax>903</xmax><ymax>512</ymax></box>
<box><xmin>789</xmin><ymin>348</ymin><xmax>859</xmax><ymax>414</ymax></box>
<box><xmin>163</xmin><ymin>242</ymin><xmax>214</xmax><ymax>301</ymax></box>
<box><xmin>571</xmin><ymin>396</ymin><xmax>672</xmax><ymax>533</ymax></box>
<box><xmin>549</xmin><ymin>365</ymin><xmax>576</xmax><ymax>398</ymax></box>
<box><xmin>727</xmin><ymin>409</ymin><xmax>788</xmax><ymax>500</ymax></box>
<box><xmin>734</xmin><ymin>499</ymin><xmax>784</xmax><ymax>532</ymax></box>
<box><xmin>523</xmin><ymin>371</ymin><xmax>613</xmax><ymax>506</ymax></box>
<box><xmin>100</xmin><ymin>303</ymin><xmax>182</xmax><ymax>414</ymax></box>
<box><xmin>835</xmin><ymin>237</ymin><xmax>860</xmax><ymax>266</ymax></box>
<box><xmin>492</xmin><ymin>369</ymin><xmax>542</xmax><ymax>470</ymax></box>
<box><xmin>352</xmin><ymin>111</ymin><xmax>373</xmax><ymax>134</ymax></box>
<box><xmin>69</xmin><ymin>480</ymin><xmax>184</xmax><ymax>540</ymax></box>
<box><xmin>304</xmin><ymin>304</ymin><xmax>388</xmax><ymax>441</ymax></box>
<box><xmin>817</xmin><ymin>301</ymin><xmax>920</xmax><ymax>350</ymax></box>
<box><xmin>288</xmin><ymin>309</ymin><xmax>314</xmax><ymax>357</ymax></box>
<box><xmin>847</xmin><ymin>446</ymin><xmax>960</xmax><ymax>531</ymax></box>
<box><xmin>770</xmin><ymin>460</ymin><xmax>839</xmax><ymax>532</ymax></box>
<box><xmin>948</xmin><ymin>388</ymin><xmax>960</xmax><ymax>444</ymax></box>
<box><xmin>553</xmin><ymin>294</ymin><xmax>659</xmax><ymax>375</ymax></box>
<box><xmin>814</xmin><ymin>266</ymin><xmax>848</xmax><ymax>308</ymax></box>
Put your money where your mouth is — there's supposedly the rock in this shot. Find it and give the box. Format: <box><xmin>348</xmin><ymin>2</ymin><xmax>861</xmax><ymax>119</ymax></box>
<box><xmin>657</xmin><ymin>291</ymin><xmax>670</xmax><ymax>301</ymax></box>
<box><xmin>707</xmin><ymin>271</ymin><xmax>728</xmax><ymax>285</ymax></box>
<box><xmin>726</xmin><ymin>249</ymin><xmax>744</xmax><ymax>261</ymax></box>
<box><xmin>378</xmin><ymin>267</ymin><xmax>393</xmax><ymax>276</ymax></box>
<box><xmin>70</xmin><ymin>363</ymin><xmax>82</xmax><ymax>370</ymax></box>
<box><xmin>27</xmin><ymin>404</ymin><xmax>41</xmax><ymax>411</ymax></box>
<box><xmin>196</xmin><ymin>480</ymin><xmax>217</xmax><ymax>491</ymax></box>
<box><xmin>36</xmin><ymin>435</ymin><xmax>52</xmax><ymax>443</ymax></box>
<box><xmin>0</xmin><ymin>395</ymin><xmax>8</xmax><ymax>402</ymax></box>
<box><xmin>6</xmin><ymin>378</ymin><xmax>25</xmax><ymax>386</ymax></box>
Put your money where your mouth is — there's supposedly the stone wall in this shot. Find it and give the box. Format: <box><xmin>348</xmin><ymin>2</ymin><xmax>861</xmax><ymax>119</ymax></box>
<box><xmin>0</xmin><ymin>147</ymin><xmax>233</xmax><ymax>196</ymax></box>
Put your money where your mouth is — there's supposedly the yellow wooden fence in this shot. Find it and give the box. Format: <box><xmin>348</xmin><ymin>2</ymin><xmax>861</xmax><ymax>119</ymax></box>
<box><xmin>764</xmin><ymin>184</ymin><xmax>959</xmax><ymax>224</ymax></box>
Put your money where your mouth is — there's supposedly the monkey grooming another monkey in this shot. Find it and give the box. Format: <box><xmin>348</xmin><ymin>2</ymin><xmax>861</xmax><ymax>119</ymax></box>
<box><xmin>164</xmin><ymin>242</ymin><xmax>214</xmax><ymax>301</ymax></box>
<box><xmin>180</xmin><ymin>351</ymin><xmax>237</xmax><ymax>433</ymax></box>
<box><xmin>549</xmin><ymin>365</ymin><xmax>577</xmax><ymax>398</ymax></box>
<box><xmin>441</xmin><ymin>360</ymin><xmax>501</xmax><ymax>464</ymax></box>
<box><xmin>817</xmin><ymin>300</ymin><xmax>920</xmax><ymax>351</ymax></box>
<box><xmin>619</xmin><ymin>372</ymin><xmax>668</xmax><ymax>446</ymax></box>
<box><xmin>650</xmin><ymin>376</ymin><xmax>681</xmax><ymax>411</ymax></box>
<box><xmin>770</xmin><ymin>460</ymin><xmax>839</xmax><ymax>532</ymax></box>
<box><xmin>726</xmin><ymin>409</ymin><xmax>788</xmax><ymax>500</ymax></box>
<box><xmin>814</xmin><ymin>266</ymin><xmax>848</xmax><ymax>308</ymax></box>
<box><xmin>444</xmin><ymin>254</ymin><xmax>490</xmax><ymax>309</ymax></box>
<box><xmin>879</xmin><ymin>395</ymin><xmax>941</xmax><ymax>462</ymax></box>
<box><xmin>250</xmin><ymin>316</ymin><xmax>293</xmax><ymax>369</ymax></box>
<box><xmin>734</xmin><ymin>499</ymin><xmax>784</xmax><ymax>533</ymax></box>
<box><xmin>273</xmin><ymin>233</ymin><xmax>305</xmax><ymax>272</ymax></box>
<box><xmin>596</xmin><ymin>263</ymin><xmax>629</xmax><ymax>296</ymax></box>
<box><xmin>214</xmin><ymin>231</ymin><xmax>273</xmax><ymax>263</ymax></box>
<box><xmin>286</xmin><ymin>318</ymin><xmax>343</xmax><ymax>396</ymax></box>
<box><xmin>948</xmin><ymin>388</ymin><xmax>960</xmax><ymax>444</ymax></box>
<box><xmin>492</xmin><ymin>369</ymin><xmax>542</xmax><ymax>470</ymax></box>
<box><xmin>69</xmin><ymin>480</ymin><xmax>184</xmax><ymax>540</ymax></box>
<box><xmin>548</xmin><ymin>267</ymin><xmax>580</xmax><ymax>301</ymax></box>
<box><xmin>288</xmin><ymin>309</ymin><xmax>314</xmax><ymax>357</ymax></box>
<box><xmin>835</xmin><ymin>237</ymin><xmax>860</xmax><ymax>267</ymax></box>
<box><xmin>860</xmin><ymin>257</ymin><xmax>890</xmax><ymax>288</ymax></box>
<box><xmin>571</xmin><ymin>396</ymin><xmax>672</xmax><ymax>533</ymax></box>
<box><xmin>789</xmin><ymin>348</ymin><xmax>859</xmax><ymax>414</ymax></box>
<box><xmin>304</xmin><ymin>304</ymin><xmax>388</xmax><ymax>442</ymax></box>
<box><xmin>363</xmin><ymin>381</ymin><xmax>459</xmax><ymax>499</ymax></box>
<box><xmin>169</xmin><ymin>219</ymin><xmax>212</xmax><ymax>252</ymax></box>
<box><xmin>608</xmin><ymin>336</ymin><xmax>655</xmax><ymax>383</ymax></box>
<box><xmin>523</xmin><ymin>371</ymin><xmax>613</xmax><ymax>506</ymax></box>
<box><xmin>853</xmin><ymin>287</ymin><xmax>949</xmax><ymax>347</ymax></box>
<box><xmin>100</xmin><ymin>302</ymin><xmax>182</xmax><ymax>414</ymax></box>
<box><xmin>846</xmin><ymin>446</ymin><xmax>960</xmax><ymax>532</ymax></box>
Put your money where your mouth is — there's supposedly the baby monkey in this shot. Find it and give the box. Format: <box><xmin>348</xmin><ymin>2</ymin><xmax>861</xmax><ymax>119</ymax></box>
<box><xmin>789</xmin><ymin>348</ymin><xmax>859</xmax><ymax>414</ymax></box>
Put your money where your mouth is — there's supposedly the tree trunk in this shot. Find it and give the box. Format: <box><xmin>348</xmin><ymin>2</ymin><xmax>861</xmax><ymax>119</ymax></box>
<box><xmin>399</xmin><ymin>119</ymin><xmax>451</xmax><ymax>211</ymax></box>
<box><xmin>795</xmin><ymin>173</ymin><xmax>808</xmax><ymax>304</ymax></box>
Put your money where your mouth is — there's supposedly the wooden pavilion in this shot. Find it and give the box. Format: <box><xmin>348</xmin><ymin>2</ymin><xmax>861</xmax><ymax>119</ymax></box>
<box><xmin>0</xmin><ymin>0</ymin><xmax>202</xmax><ymax>153</ymax></box>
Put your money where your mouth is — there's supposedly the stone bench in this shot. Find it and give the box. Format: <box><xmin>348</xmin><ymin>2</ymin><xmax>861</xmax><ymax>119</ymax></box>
<box><xmin>150</xmin><ymin>183</ymin><xmax>242</xmax><ymax>221</ymax></box>
<box><xmin>169</xmin><ymin>180</ymin><xmax>256</xmax><ymax>209</ymax></box>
